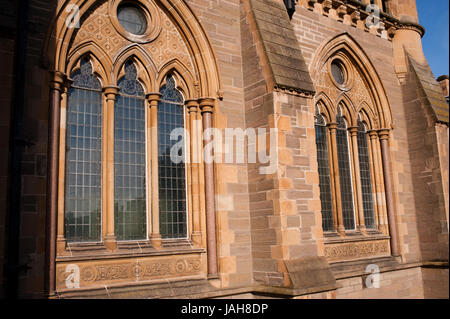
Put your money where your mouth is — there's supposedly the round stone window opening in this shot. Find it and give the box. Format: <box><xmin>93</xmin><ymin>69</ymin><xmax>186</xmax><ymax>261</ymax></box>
<box><xmin>331</xmin><ymin>60</ymin><xmax>346</xmax><ymax>86</ymax></box>
<box><xmin>117</xmin><ymin>3</ymin><xmax>148</xmax><ymax>36</ymax></box>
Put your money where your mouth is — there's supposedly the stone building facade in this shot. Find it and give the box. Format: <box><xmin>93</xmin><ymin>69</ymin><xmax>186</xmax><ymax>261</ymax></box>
<box><xmin>0</xmin><ymin>0</ymin><xmax>448</xmax><ymax>299</ymax></box>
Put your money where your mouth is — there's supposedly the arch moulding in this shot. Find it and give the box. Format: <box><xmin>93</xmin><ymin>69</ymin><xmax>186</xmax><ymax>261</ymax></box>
<box><xmin>311</xmin><ymin>33</ymin><xmax>393</xmax><ymax>130</ymax></box>
<box><xmin>43</xmin><ymin>0</ymin><xmax>222</xmax><ymax>99</ymax></box>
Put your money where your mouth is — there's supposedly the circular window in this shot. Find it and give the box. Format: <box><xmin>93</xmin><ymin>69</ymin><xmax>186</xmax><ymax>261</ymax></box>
<box><xmin>331</xmin><ymin>60</ymin><xmax>346</xmax><ymax>86</ymax></box>
<box><xmin>117</xmin><ymin>3</ymin><xmax>147</xmax><ymax>35</ymax></box>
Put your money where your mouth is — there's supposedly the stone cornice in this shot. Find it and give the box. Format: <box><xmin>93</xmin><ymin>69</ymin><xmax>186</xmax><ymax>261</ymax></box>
<box><xmin>298</xmin><ymin>0</ymin><xmax>426</xmax><ymax>40</ymax></box>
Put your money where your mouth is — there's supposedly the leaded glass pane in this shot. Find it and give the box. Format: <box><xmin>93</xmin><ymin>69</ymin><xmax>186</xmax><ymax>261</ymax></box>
<box><xmin>331</xmin><ymin>61</ymin><xmax>345</xmax><ymax>85</ymax></box>
<box><xmin>336</xmin><ymin>114</ymin><xmax>356</xmax><ymax>230</ymax></box>
<box><xmin>114</xmin><ymin>63</ymin><xmax>147</xmax><ymax>241</ymax></box>
<box><xmin>357</xmin><ymin>121</ymin><xmax>376</xmax><ymax>229</ymax></box>
<box><xmin>118</xmin><ymin>62</ymin><xmax>145</xmax><ymax>97</ymax></box>
<box><xmin>117</xmin><ymin>4</ymin><xmax>147</xmax><ymax>35</ymax></box>
<box><xmin>65</xmin><ymin>85</ymin><xmax>102</xmax><ymax>242</ymax></box>
<box><xmin>315</xmin><ymin>114</ymin><xmax>334</xmax><ymax>232</ymax></box>
<box><xmin>158</xmin><ymin>75</ymin><xmax>187</xmax><ymax>239</ymax></box>
<box><xmin>71</xmin><ymin>58</ymin><xmax>101</xmax><ymax>90</ymax></box>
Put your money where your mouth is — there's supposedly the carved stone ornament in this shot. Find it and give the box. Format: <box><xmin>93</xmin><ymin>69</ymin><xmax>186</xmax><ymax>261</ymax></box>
<box><xmin>324</xmin><ymin>239</ymin><xmax>390</xmax><ymax>262</ymax></box>
<box><xmin>56</xmin><ymin>257</ymin><xmax>203</xmax><ymax>289</ymax></box>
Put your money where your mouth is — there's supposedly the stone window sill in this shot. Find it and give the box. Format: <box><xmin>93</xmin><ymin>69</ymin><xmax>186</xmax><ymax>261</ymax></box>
<box><xmin>57</xmin><ymin>239</ymin><xmax>204</xmax><ymax>262</ymax></box>
<box><xmin>323</xmin><ymin>230</ymin><xmax>389</xmax><ymax>244</ymax></box>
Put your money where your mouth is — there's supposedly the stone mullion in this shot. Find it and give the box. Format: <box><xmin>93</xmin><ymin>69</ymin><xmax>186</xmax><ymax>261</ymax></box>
<box><xmin>103</xmin><ymin>86</ymin><xmax>119</xmax><ymax>251</ymax></box>
<box><xmin>326</xmin><ymin>125</ymin><xmax>338</xmax><ymax>232</ymax></box>
<box><xmin>184</xmin><ymin>103</ymin><xmax>193</xmax><ymax>242</ymax></box>
<box><xmin>145</xmin><ymin>98</ymin><xmax>152</xmax><ymax>240</ymax></box>
<box><xmin>369</xmin><ymin>131</ymin><xmax>383</xmax><ymax>233</ymax></box>
<box><xmin>371</xmin><ymin>131</ymin><xmax>388</xmax><ymax>234</ymax></box>
<box><xmin>197</xmin><ymin>107</ymin><xmax>207</xmax><ymax>247</ymax></box>
<box><xmin>349</xmin><ymin>127</ymin><xmax>366</xmax><ymax>234</ymax></box>
<box><xmin>147</xmin><ymin>93</ymin><xmax>163</xmax><ymax>249</ymax></box>
<box><xmin>328</xmin><ymin>123</ymin><xmax>345</xmax><ymax>236</ymax></box>
<box><xmin>367</xmin><ymin>130</ymin><xmax>380</xmax><ymax>231</ymax></box>
<box><xmin>187</xmin><ymin>100</ymin><xmax>202</xmax><ymax>246</ymax></box>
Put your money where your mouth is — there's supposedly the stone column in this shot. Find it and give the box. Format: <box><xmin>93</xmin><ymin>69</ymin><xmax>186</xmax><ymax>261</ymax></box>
<box><xmin>147</xmin><ymin>93</ymin><xmax>162</xmax><ymax>248</ymax></box>
<box><xmin>47</xmin><ymin>71</ymin><xmax>67</xmax><ymax>296</ymax></box>
<box><xmin>199</xmin><ymin>98</ymin><xmax>218</xmax><ymax>277</ymax></box>
<box><xmin>186</xmin><ymin>99</ymin><xmax>202</xmax><ymax>246</ymax></box>
<box><xmin>369</xmin><ymin>130</ymin><xmax>388</xmax><ymax>234</ymax></box>
<box><xmin>326</xmin><ymin>126</ymin><xmax>338</xmax><ymax>232</ymax></box>
<box><xmin>378</xmin><ymin>129</ymin><xmax>400</xmax><ymax>257</ymax></box>
<box><xmin>349</xmin><ymin>127</ymin><xmax>366</xmax><ymax>234</ymax></box>
<box><xmin>56</xmin><ymin>78</ymin><xmax>72</xmax><ymax>255</ymax></box>
<box><xmin>368</xmin><ymin>130</ymin><xmax>381</xmax><ymax>231</ymax></box>
<box><xmin>328</xmin><ymin>123</ymin><xmax>345</xmax><ymax>236</ymax></box>
<box><xmin>103</xmin><ymin>86</ymin><xmax>119</xmax><ymax>251</ymax></box>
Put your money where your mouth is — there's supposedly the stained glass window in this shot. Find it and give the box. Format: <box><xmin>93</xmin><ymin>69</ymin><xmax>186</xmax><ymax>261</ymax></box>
<box><xmin>65</xmin><ymin>58</ymin><xmax>102</xmax><ymax>242</ymax></box>
<box><xmin>158</xmin><ymin>75</ymin><xmax>187</xmax><ymax>239</ymax></box>
<box><xmin>315</xmin><ymin>111</ymin><xmax>334</xmax><ymax>232</ymax></box>
<box><xmin>357</xmin><ymin>120</ymin><xmax>376</xmax><ymax>229</ymax></box>
<box><xmin>336</xmin><ymin>112</ymin><xmax>356</xmax><ymax>230</ymax></box>
<box><xmin>114</xmin><ymin>61</ymin><xmax>147</xmax><ymax>241</ymax></box>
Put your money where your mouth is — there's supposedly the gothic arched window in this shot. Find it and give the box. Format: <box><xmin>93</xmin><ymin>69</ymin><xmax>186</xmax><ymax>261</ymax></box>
<box><xmin>65</xmin><ymin>58</ymin><xmax>103</xmax><ymax>242</ymax></box>
<box><xmin>114</xmin><ymin>61</ymin><xmax>147</xmax><ymax>240</ymax></box>
<box><xmin>357</xmin><ymin>120</ymin><xmax>376</xmax><ymax>229</ymax></box>
<box><xmin>315</xmin><ymin>108</ymin><xmax>334</xmax><ymax>232</ymax></box>
<box><xmin>158</xmin><ymin>74</ymin><xmax>187</xmax><ymax>239</ymax></box>
<box><xmin>336</xmin><ymin>110</ymin><xmax>356</xmax><ymax>230</ymax></box>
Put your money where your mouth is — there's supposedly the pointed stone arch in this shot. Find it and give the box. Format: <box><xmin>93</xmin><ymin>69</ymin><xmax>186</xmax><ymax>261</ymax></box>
<box><xmin>67</xmin><ymin>41</ymin><xmax>112</xmax><ymax>85</ymax></box>
<box><xmin>337</xmin><ymin>93</ymin><xmax>357</xmax><ymax>127</ymax></box>
<box><xmin>43</xmin><ymin>0</ymin><xmax>222</xmax><ymax>99</ymax></box>
<box><xmin>113</xmin><ymin>45</ymin><xmax>158</xmax><ymax>93</ymax></box>
<box><xmin>310</xmin><ymin>32</ymin><xmax>393</xmax><ymax>129</ymax></box>
<box><xmin>314</xmin><ymin>92</ymin><xmax>335</xmax><ymax>123</ymax></box>
<box><xmin>358</xmin><ymin>101</ymin><xmax>379</xmax><ymax>130</ymax></box>
<box><xmin>156</xmin><ymin>59</ymin><xmax>195</xmax><ymax>100</ymax></box>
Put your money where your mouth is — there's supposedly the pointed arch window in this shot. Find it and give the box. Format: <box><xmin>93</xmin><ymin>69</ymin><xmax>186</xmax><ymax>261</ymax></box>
<box><xmin>114</xmin><ymin>61</ymin><xmax>147</xmax><ymax>241</ymax></box>
<box><xmin>158</xmin><ymin>74</ymin><xmax>187</xmax><ymax>239</ymax></box>
<box><xmin>315</xmin><ymin>108</ymin><xmax>334</xmax><ymax>232</ymax></box>
<box><xmin>65</xmin><ymin>58</ymin><xmax>103</xmax><ymax>242</ymax></box>
<box><xmin>336</xmin><ymin>111</ymin><xmax>356</xmax><ymax>230</ymax></box>
<box><xmin>357</xmin><ymin>120</ymin><xmax>376</xmax><ymax>229</ymax></box>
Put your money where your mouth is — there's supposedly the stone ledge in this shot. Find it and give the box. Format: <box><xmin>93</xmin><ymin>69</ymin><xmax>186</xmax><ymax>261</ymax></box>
<box><xmin>56</xmin><ymin>247</ymin><xmax>205</xmax><ymax>262</ymax></box>
<box><xmin>330</xmin><ymin>257</ymin><xmax>449</xmax><ymax>280</ymax></box>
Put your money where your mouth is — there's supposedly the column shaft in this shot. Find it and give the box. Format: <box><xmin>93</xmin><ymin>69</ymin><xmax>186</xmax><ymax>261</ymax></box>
<box><xmin>103</xmin><ymin>86</ymin><xmax>119</xmax><ymax>251</ymax></box>
<box><xmin>46</xmin><ymin>71</ymin><xmax>66</xmax><ymax>296</ymax></box>
<box><xmin>349</xmin><ymin>127</ymin><xmax>366</xmax><ymax>233</ymax></box>
<box><xmin>199</xmin><ymin>98</ymin><xmax>218</xmax><ymax>277</ymax></box>
<box><xmin>379</xmin><ymin>129</ymin><xmax>400</xmax><ymax>256</ymax></box>
<box><xmin>147</xmin><ymin>93</ymin><xmax>162</xmax><ymax>248</ymax></box>
<box><xmin>328</xmin><ymin>123</ymin><xmax>345</xmax><ymax>235</ymax></box>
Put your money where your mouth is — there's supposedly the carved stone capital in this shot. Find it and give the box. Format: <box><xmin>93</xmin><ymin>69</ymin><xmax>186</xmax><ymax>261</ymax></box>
<box><xmin>199</xmin><ymin>98</ymin><xmax>215</xmax><ymax>114</ymax></box>
<box><xmin>103</xmin><ymin>86</ymin><xmax>120</xmax><ymax>101</ymax></box>
<box><xmin>368</xmin><ymin>130</ymin><xmax>379</xmax><ymax>139</ymax></box>
<box><xmin>378</xmin><ymin>128</ymin><xmax>391</xmax><ymax>140</ymax></box>
<box><xmin>348</xmin><ymin>126</ymin><xmax>359</xmax><ymax>135</ymax></box>
<box><xmin>186</xmin><ymin>99</ymin><xmax>199</xmax><ymax>114</ymax></box>
<box><xmin>50</xmin><ymin>71</ymin><xmax>68</xmax><ymax>92</ymax></box>
<box><xmin>327</xmin><ymin>122</ymin><xmax>338</xmax><ymax>131</ymax></box>
<box><xmin>146</xmin><ymin>92</ymin><xmax>162</xmax><ymax>107</ymax></box>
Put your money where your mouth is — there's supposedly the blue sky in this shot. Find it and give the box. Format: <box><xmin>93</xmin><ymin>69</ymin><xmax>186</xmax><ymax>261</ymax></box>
<box><xmin>416</xmin><ymin>0</ymin><xmax>449</xmax><ymax>78</ymax></box>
